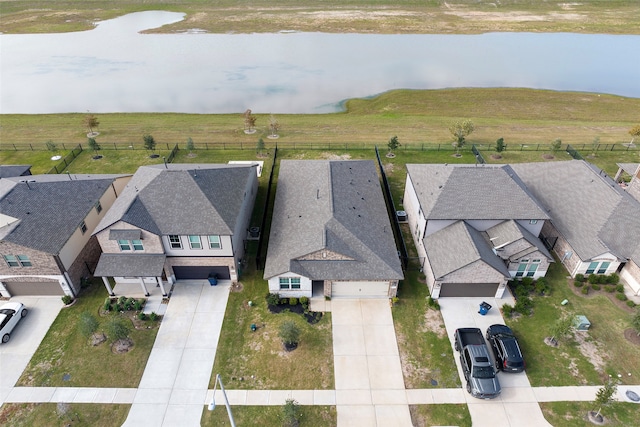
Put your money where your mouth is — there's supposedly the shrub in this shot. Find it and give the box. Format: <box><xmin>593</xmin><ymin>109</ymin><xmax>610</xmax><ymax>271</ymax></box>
<box><xmin>574</xmin><ymin>274</ymin><xmax>585</xmax><ymax>283</ymax></box>
<box><xmin>299</xmin><ymin>296</ymin><xmax>309</xmax><ymax>308</ymax></box>
<box><xmin>514</xmin><ymin>297</ymin><xmax>533</xmax><ymax>315</ymax></box>
<box><xmin>78</xmin><ymin>311</ymin><xmax>99</xmax><ymax>338</ymax></box>
<box><xmin>149</xmin><ymin>312</ymin><xmax>159</xmax><ymax>321</ymax></box>
<box><xmin>134</xmin><ymin>299</ymin><xmax>143</xmax><ymax>311</ymax></box>
<box><xmin>591</xmin><ymin>284</ymin><xmax>601</xmax><ymax>291</ymax></box>
<box><xmin>279</xmin><ymin>321</ymin><xmax>300</xmax><ymax>346</ymax></box>
<box><xmin>616</xmin><ymin>284</ymin><xmax>624</xmax><ymax>293</ymax></box>
<box><xmin>515</xmin><ymin>284</ymin><xmax>529</xmax><ymax>299</ymax></box>
<box><xmin>138</xmin><ymin>312</ymin><xmax>147</xmax><ymax>320</ymax></box>
<box><xmin>616</xmin><ymin>293</ymin><xmax>627</xmax><ymax>301</ymax></box>
<box><xmin>535</xmin><ymin>278</ymin><xmax>549</xmax><ymax>295</ymax></box>
<box><xmin>573</xmin><ymin>280</ymin><xmax>584</xmax><ymax>288</ymax></box>
<box><xmin>598</xmin><ymin>275</ymin><xmax>609</xmax><ymax>284</ymax></box>
<box><xmin>521</xmin><ymin>277</ymin><xmax>534</xmax><ymax>291</ymax></box>
<box><xmin>105</xmin><ymin>318</ymin><xmax>131</xmax><ymax>342</ymax></box>
<box><xmin>289</xmin><ymin>297</ymin><xmax>298</xmax><ymax>306</ymax></box>
<box><xmin>581</xmin><ymin>287</ymin><xmax>589</xmax><ymax>295</ymax></box>
<box><xmin>281</xmin><ymin>398</ymin><xmax>302</xmax><ymax>427</ymax></box>
<box><xmin>588</xmin><ymin>274</ymin><xmax>599</xmax><ymax>284</ymax></box>
<box><xmin>626</xmin><ymin>300</ymin><xmax>636</xmax><ymax>308</ymax></box>
<box><xmin>118</xmin><ymin>296</ymin><xmax>127</xmax><ymax>305</ymax></box>
<box><xmin>608</xmin><ymin>273</ymin><xmax>620</xmax><ymax>285</ymax></box>
<box><xmin>111</xmin><ymin>303</ymin><xmax>119</xmax><ymax>312</ymax></box>
<box><xmin>502</xmin><ymin>304</ymin><xmax>514</xmax><ymax>318</ymax></box>
<box><xmin>61</xmin><ymin>295</ymin><xmax>73</xmax><ymax>305</ymax></box>
<box><xmin>280</xmin><ymin>298</ymin><xmax>289</xmax><ymax>305</ymax></box>
<box><xmin>266</xmin><ymin>293</ymin><xmax>280</xmax><ymax>306</ymax></box>
<box><xmin>605</xmin><ymin>286</ymin><xmax>616</xmax><ymax>293</ymax></box>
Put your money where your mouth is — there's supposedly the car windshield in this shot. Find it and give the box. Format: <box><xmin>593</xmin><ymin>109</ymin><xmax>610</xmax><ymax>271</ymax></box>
<box><xmin>473</xmin><ymin>366</ymin><xmax>495</xmax><ymax>379</ymax></box>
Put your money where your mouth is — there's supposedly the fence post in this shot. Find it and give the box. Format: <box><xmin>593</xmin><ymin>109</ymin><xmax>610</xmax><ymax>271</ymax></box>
<box><xmin>610</xmin><ymin>144</ymin><xmax>615</xmax><ymax>151</ymax></box>
<box><xmin>240</xmin><ymin>142</ymin><xmax>242</xmax><ymax>150</ymax></box>
<box><xmin>62</xmin><ymin>143</ymin><xmax>66</xmax><ymax>150</ymax></box>
<box><xmin>30</xmin><ymin>144</ymin><xmax>33</xmax><ymax>151</ymax></box>
<box><xmin>13</xmin><ymin>144</ymin><xmax>17</xmax><ymax>150</ymax></box>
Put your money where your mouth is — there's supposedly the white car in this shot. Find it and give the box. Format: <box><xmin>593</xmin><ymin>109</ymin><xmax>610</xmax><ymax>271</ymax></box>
<box><xmin>0</xmin><ymin>302</ymin><xmax>28</xmax><ymax>343</ymax></box>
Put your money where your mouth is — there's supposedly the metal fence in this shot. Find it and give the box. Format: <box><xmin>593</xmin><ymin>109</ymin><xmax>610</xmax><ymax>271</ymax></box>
<box><xmin>471</xmin><ymin>144</ymin><xmax>486</xmax><ymax>164</ymax></box>
<box><xmin>46</xmin><ymin>144</ymin><xmax>83</xmax><ymax>174</ymax></box>
<box><xmin>565</xmin><ymin>144</ymin><xmax>584</xmax><ymax>160</ymax></box>
<box><xmin>255</xmin><ymin>147</ymin><xmax>278</xmax><ymax>271</ymax></box>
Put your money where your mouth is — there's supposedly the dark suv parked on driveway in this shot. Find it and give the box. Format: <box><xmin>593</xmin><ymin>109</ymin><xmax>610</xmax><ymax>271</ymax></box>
<box><xmin>486</xmin><ymin>324</ymin><xmax>525</xmax><ymax>373</ymax></box>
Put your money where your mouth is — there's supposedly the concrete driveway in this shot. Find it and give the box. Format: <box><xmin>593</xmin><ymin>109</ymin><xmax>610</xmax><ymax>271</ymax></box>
<box><xmin>0</xmin><ymin>296</ymin><xmax>63</xmax><ymax>405</ymax></box>
<box><xmin>439</xmin><ymin>297</ymin><xmax>552</xmax><ymax>427</ymax></box>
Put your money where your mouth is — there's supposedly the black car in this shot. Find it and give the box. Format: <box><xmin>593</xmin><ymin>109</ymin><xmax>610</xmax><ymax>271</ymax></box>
<box><xmin>485</xmin><ymin>324</ymin><xmax>525</xmax><ymax>373</ymax></box>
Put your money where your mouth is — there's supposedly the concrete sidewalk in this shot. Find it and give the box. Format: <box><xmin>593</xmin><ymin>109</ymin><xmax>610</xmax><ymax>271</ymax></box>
<box><xmin>331</xmin><ymin>299</ymin><xmax>412</xmax><ymax>427</ymax></box>
<box><xmin>122</xmin><ymin>280</ymin><xmax>230</xmax><ymax>427</ymax></box>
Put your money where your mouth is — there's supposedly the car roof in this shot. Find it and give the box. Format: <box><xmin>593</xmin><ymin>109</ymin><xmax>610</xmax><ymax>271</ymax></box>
<box><xmin>0</xmin><ymin>302</ymin><xmax>23</xmax><ymax>311</ymax></box>
<box><xmin>488</xmin><ymin>324</ymin><xmax>513</xmax><ymax>335</ymax></box>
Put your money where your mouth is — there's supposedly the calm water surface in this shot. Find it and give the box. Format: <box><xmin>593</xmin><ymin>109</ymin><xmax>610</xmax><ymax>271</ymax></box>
<box><xmin>1</xmin><ymin>11</ymin><xmax>639</xmax><ymax>114</ymax></box>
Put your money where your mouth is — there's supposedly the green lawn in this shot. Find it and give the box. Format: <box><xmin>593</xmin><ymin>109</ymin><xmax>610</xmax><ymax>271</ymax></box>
<box><xmin>410</xmin><ymin>404</ymin><xmax>472</xmax><ymax>427</ymax></box>
<box><xmin>0</xmin><ymin>403</ymin><xmax>130</xmax><ymax>427</ymax></box>
<box><xmin>17</xmin><ymin>281</ymin><xmax>160</xmax><ymax>388</ymax></box>
<box><xmin>201</xmin><ymin>405</ymin><xmax>337</xmax><ymax>427</ymax></box>
<box><xmin>540</xmin><ymin>401</ymin><xmax>640</xmax><ymax>427</ymax></box>
<box><xmin>0</xmin><ymin>148</ymin><xmax>76</xmax><ymax>174</ymax></box>
<box><xmin>504</xmin><ymin>260</ymin><xmax>640</xmax><ymax>387</ymax></box>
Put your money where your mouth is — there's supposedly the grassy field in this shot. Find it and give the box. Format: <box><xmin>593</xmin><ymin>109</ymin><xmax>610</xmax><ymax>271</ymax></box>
<box><xmin>541</xmin><ymin>401</ymin><xmax>640</xmax><ymax>427</ymax></box>
<box><xmin>0</xmin><ymin>403</ymin><xmax>130</xmax><ymax>427</ymax></box>
<box><xmin>1</xmin><ymin>1</ymin><xmax>640</xmax><ymax>35</ymax></box>
<box><xmin>410</xmin><ymin>404</ymin><xmax>472</xmax><ymax>427</ymax></box>
<box><xmin>1</xmin><ymin>89</ymin><xmax>639</xmax><ymax>151</ymax></box>
<box><xmin>201</xmin><ymin>405</ymin><xmax>336</xmax><ymax>426</ymax></box>
<box><xmin>17</xmin><ymin>281</ymin><xmax>160</xmax><ymax>388</ymax></box>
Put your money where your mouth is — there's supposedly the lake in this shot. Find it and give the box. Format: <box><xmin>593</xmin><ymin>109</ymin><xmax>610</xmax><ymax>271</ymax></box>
<box><xmin>1</xmin><ymin>10</ymin><xmax>638</xmax><ymax>114</ymax></box>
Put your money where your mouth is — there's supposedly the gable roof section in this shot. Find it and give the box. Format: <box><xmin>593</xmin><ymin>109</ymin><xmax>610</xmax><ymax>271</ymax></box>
<box><xmin>264</xmin><ymin>160</ymin><xmax>403</xmax><ymax>281</ymax></box>
<box><xmin>485</xmin><ymin>220</ymin><xmax>553</xmax><ymax>261</ymax></box>
<box><xmin>406</xmin><ymin>164</ymin><xmax>549</xmax><ymax>221</ymax></box>
<box><xmin>95</xmin><ymin>164</ymin><xmax>255</xmax><ymax>236</ymax></box>
<box><xmin>0</xmin><ymin>165</ymin><xmax>32</xmax><ymax>178</ymax></box>
<box><xmin>510</xmin><ymin>160</ymin><xmax>640</xmax><ymax>263</ymax></box>
<box><xmin>424</xmin><ymin>220</ymin><xmax>510</xmax><ymax>279</ymax></box>
<box><xmin>0</xmin><ymin>174</ymin><xmax>120</xmax><ymax>254</ymax></box>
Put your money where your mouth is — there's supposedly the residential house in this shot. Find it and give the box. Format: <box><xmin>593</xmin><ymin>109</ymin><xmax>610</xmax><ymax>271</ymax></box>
<box><xmin>511</xmin><ymin>160</ymin><xmax>640</xmax><ymax>295</ymax></box>
<box><xmin>0</xmin><ymin>173</ymin><xmax>130</xmax><ymax>297</ymax></box>
<box><xmin>93</xmin><ymin>164</ymin><xmax>258</xmax><ymax>296</ymax></box>
<box><xmin>403</xmin><ymin>164</ymin><xmax>552</xmax><ymax>298</ymax></box>
<box><xmin>264</xmin><ymin>160</ymin><xmax>404</xmax><ymax>299</ymax></box>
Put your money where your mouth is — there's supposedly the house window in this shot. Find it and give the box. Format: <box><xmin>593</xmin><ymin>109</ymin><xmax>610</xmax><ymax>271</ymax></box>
<box><xmin>95</xmin><ymin>201</ymin><xmax>102</xmax><ymax>214</ymax></box>
<box><xmin>17</xmin><ymin>255</ymin><xmax>32</xmax><ymax>267</ymax></box>
<box><xmin>80</xmin><ymin>220</ymin><xmax>87</xmax><ymax>234</ymax></box>
<box><xmin>515</xmin><ymin>263</ymin><xmax>527</xmax><ymax>277</ymax></box>
<box><xmin>168</xmin><ymin>235</ymin><xmax>182</xmax><ymax>249</ymax></box>
<box><xmin>529</xmin><ymin>219</ymin><xmax>538</xmax><ymax>225</ymax></box>
<box><xmin>3</xmin><ymin>255</ymin><xmax>19</xmax><ymax>267</ymax></box>
<box><xmin>188</xmin><ymin>235</ymin><xmax>202</xmax><ymax>249</ymax></box>
<box><xmin>279</xmin><ymin>277</ymin><xmax>301</xmax><ymax>290</ymax></box>
<box><xmin>526</xmin><ymin>263</ymin><xmax>539</xmax><ymax>277</ymax></box>
<box><xmin>118</xmin><ymin>240</ymin><xmax>131</xmax><ymax>251</ymax></box>
<box><xmin>208</xmin><ymin>235</ymin><xmax>221</xmax><ymax>249</ymax></box>
<box><xmin>597</xmin><ymin>262</ymin><xmax>610</xmax><ymax>274</ymax></box>
<box><xmin>585</xmin><ymin>261</ymin><xmax>599</xmax><ymax>274</ymax></box>
<box><xmin>132</xmin><ymin>240</ymin><xmax>144</xmax><ymax>251</ymax></box>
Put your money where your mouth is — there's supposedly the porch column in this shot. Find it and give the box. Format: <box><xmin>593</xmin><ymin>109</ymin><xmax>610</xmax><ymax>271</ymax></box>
<box><xmin>157</xmin><ymin>277</ymin><xmax>167</xmax><ymax>297</ymax></box>
<box><xmin>102</xmin><ymin>277</ymin><xmax>115</xmax><ymax>296</ymax></box>
<box><xmin>139</xmin><ymin>277</ymin><xmax>149</xmax><ymax>297</ymax></box>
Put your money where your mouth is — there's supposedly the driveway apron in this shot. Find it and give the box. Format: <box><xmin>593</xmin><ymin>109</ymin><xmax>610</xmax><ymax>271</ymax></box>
<box><xmin>122</xmin><ymin>280</ymin><xmax>229</xmax><ymax>427</ymax></box>
<box><xmin>331</xmin><ymin>299</ymin><xmax>412</xmax><ymax>427</ymax></box>
<box><xmin>439</xmin><ymin>297</ymin><xmax>552</xmax><ymax>427</ymax></box>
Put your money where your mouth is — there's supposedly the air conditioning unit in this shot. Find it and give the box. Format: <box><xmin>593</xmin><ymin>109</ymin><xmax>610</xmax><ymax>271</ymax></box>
<box><xmin>396</xmin><ymin>210</ymin><xmax>408</xmax><ymax>223</ymax></box>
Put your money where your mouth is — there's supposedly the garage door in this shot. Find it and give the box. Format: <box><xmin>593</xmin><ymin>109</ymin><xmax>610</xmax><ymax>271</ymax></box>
<box><xmin>331</xmin><ymin>281</ymin><xmax>389</xmax><ymax>298</ymax></box>
<box><xmin>3</xmin><ymin>281</ymin><xmax>63</xmax><ymax>296</ymax></box>
<box><xmin>173</xmin><ymin>266</ymin><xmax>230</xmax><ymax>280</ymax></box>
<box><xmin>439</xmin><ymin>283</ymin><xmax>499</xmax><ymax>298</ymax></box>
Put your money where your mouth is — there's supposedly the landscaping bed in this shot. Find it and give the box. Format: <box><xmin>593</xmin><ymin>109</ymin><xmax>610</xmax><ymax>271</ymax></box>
<box><xmin>266</xmin><ymin>294</ymin><xmax>323</xmax><ymax>325</ymax></box>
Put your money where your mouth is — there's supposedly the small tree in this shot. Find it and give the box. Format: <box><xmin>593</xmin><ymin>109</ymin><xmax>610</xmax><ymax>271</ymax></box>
<box><xmin>243</xmin><ymin>109</ymin><xmax>257</xmax><ymax>133</ymax></box>
<box><xmin>495</xmin><ymin>137</ymin><xmax>505</xmax><ymax>153</ymax></box>
<box><xmin>550</xmin><ymin>138</ymin><xmax>562</xmax><ymax>155</ymax></box>
<box><xmin>84</xmin><ymin>113</ymin><xmax>99</xmax><ymax>136</ymax></box>
<box><xmin>186</xmin><ymin>137</ymin><xmax>195</xmax><ymax>153</ymax></box>
<box><xmin>632</xmin><ymin>307</ymin><xmax>640</xmax><ymax>336</ymax></box>
<box><xmin>256</xmin><ymin>138</ymin><xmax>265</xmax><ymax>155</ymax></box>
<box><xmin>279</xmin><ymin>320</ymin><xmax>300</xmax><ymax>350</ymax></box>
<box><xmin>105</xmin><ymin>317</ymin><xmax>131</xmax><ymax>342</ymax></box>
<box><xmin>78</xmin><ymin>311</ymin><xmax>99</xmax><ymax>338</ymax></box>
<box><xmin>548</xmin><ymin>313</ymin><xmax>574</xmax><ymax>344</ymax></box>
<box><xmin>281</xmin><ymin>398</ymin><xmax>302</xmax><ymax>427</ymax></box>
<box><xmin>87</xmin><ymin>137</ymin><xmax>101</xmax><ymax>158</ymax></box>
<box><xmin>143</xmin><ymin>134</ymin><xmax>156</xmax><ymax>154</ymax></box>
<box><xmin>387</xmin><ymin>135</ymin><xmax>400</xmax><ymax>153</ymax></box>
<box><xmin>45</xmin><ymin>140</ymin><xmax>57</xmax><ymax>152</ymax></box>
<box><xmin>449</xmin><ymin>119</ymin><xmax>475</xmax><ymax>155</ymax></box>
<box><xmin>591</xmin><ymin>378</ymin><xmax>618</xmax><ymax>421</ymax></box>
<box><xmin>269</xmin><ymin>114</ymin><xmax>280</xmax><ymax>137</ymax></box>
<box><xmin>628</xmin><ymin>124</ymin><xmax>640</xmax><ymax>145</ymax></box>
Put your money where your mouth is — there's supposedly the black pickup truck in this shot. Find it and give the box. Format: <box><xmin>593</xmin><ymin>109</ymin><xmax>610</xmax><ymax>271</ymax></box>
<box><xmin>454</xmin><ymin>327</ymin><xmax>501</xmax><ymax>399</ymax></box>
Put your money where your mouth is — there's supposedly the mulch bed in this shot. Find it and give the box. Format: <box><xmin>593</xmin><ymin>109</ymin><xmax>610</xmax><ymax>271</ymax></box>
<box><xmin>567</xmin><ymin>281</ymin><xmax>636</xmax><ymax>314</ymax></box>
<box><xmin>267</xmin><ymin>302</ymin><xmax>323</xmax><ymax>324</ymax></box>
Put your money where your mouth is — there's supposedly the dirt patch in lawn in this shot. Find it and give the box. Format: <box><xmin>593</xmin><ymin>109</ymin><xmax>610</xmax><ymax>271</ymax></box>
<box><xmin>421</xmin><ymin>308</ymin><xmax>446</xmax><ymax>338</ymax></box>
<box><xmin>111</xmin><ymin>338</ymin><xmax>134</xmax><ymax>354</ymax></box>
<box><xmin>320</xmin><ymin>152</ymin><xmax>351</xmax><ymax>160</ymax></box>
<box><xmin>573</xmin><ymin>331</ymin><xmax>606</xmax><ymax>373</ymax></box>
<box><xmin>624</xmin><ymin>328</ymin><xmax>640</xmax><ymax>346</ymax></box>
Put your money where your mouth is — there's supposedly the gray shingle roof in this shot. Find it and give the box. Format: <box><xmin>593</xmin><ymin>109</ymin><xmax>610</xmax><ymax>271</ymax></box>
<box><xmin>0</xmin><ymin>174</ymin><xmax>122</xmax><ymax>254</ymax></box>
<box><xmin>405</xmin><ymin>164</ymin><xmax>549</xmax><ymax>220</ymax></box>
<box><xmin>510</xmin><ymin>160</ymin><xmax>640</xmax><ymax>263</ymax></box>
<box><xmin>94</xmin><ymin>253</ymin><xmax>166</xmax><ymax>277</ymax></box>
<box><xmin>264</xmin><ymin>160</ymin><xmax>403</xmax><ymax>281</ymax></box>
<box><xmin>109</xmin><ymin>229</ymin><xmax>142</xmax><ymax>240</ymax></box>
<box><xmin>94</xmin><ymin>164</ymin><xmax>256</xmax><ymax>237</ymax></box>
<box><xmin>485</xmin><ymin>220</ymin><xmax>553</xmax><ymax>261</ymax></box>
<box><xmin>424</xmin><ymin>220</ymin><xmax>510</xmax><ymax>279</ymax></box>
<box><xmin>0</xmin><ymin>165</ymin><xmax>32</xmax><ymax>178</ymax></box>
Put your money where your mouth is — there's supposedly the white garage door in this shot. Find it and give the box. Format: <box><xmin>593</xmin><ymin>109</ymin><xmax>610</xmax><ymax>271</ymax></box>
<box><xmin>331</xmin><ymin>281</ymin><xmax>389</xmax><ymax>298</ymax></box>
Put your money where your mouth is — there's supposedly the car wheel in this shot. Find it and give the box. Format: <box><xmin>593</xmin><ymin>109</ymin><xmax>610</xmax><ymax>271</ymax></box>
<box><xmin>2</xmin><ymin>334</ymin><xmax>9</xmax><ymax>343</ymax></box>
<box><xmin>466</xmin><ymin>382</ymin><xmax>471</xmax><ymax>394</ymax></box>
<box><xmin>21</xmin><ymin>308</ymin><xmax>28</xmax><ymax>318</ymax></box>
